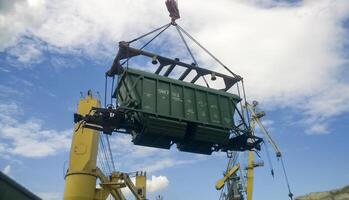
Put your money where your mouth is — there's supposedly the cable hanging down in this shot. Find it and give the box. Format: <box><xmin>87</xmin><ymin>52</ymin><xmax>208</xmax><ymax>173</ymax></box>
<box><xmin>100</xmin><ymin>75</ymin><xmax>117</xmax><ymax>175</ymax></box>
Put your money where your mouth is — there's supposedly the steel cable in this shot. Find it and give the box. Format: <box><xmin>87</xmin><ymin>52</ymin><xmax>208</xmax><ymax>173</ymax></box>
<box><xmin>100</xmin><ymin>136</ymin><xmax>112</xmax><ymax>175</ymax></box>
<box><xmin>177</xmin><ymin>25</ymin><xmax>241</xmax><ymax>79</ymax></box>
<box><xmin>175</xmin><ymin>25</ymin><xmax>209</xmax><ymax>87</ymax></box>
<box><xmin>127</xmin><ymin>23</ymin><xmax>171</xmax><ymax>44</ymax></box>
<box><xmin>280</xmin><ymin>156</ymin><xmax>293</xmax><ymax>200</ymax></box>
<box><xmin>263</xmin><ymin>142</ymin><xmax>275</xmax><ymax>177</ymax></box>
<box><xmin>121</xmin><ymin>23</ymin><xmax>172</xmax><ymax>67</ymax></box>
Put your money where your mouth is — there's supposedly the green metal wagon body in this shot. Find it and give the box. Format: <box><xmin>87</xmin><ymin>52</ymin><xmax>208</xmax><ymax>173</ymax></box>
<box><xmin>116</xmin><ymin>68</ymin><xmax>241</xmax><ymax>154</ymax></box>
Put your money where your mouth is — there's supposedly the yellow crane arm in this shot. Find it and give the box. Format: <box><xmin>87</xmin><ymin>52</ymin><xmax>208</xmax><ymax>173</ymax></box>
<box><xmin>215</xmin><ymin>164</ymin><xmax>240</xmax><ymax>190</ymax></box>
<box><xmin>247</xmin><ymin>103</ymin><xmax>282</xmax><ymax>157</ymax></box>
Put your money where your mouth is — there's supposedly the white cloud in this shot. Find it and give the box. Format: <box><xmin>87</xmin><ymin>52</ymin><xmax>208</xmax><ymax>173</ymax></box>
<box><xmin>306</xmin><ymin>123</ymin><xmax>329</xmax><ymax>135</ymax></box>
<box><xmin>0</xmin><ymin>0</ymin><xmax>45</xmax><ymax>50</ymax></box>
<box><xmin>0</xmin><ymin>85</ymin><xmax>24</xmax><ymax>98</ymax></box>
<box><xmin>121</xmin><ymin>175</ymin><xmax>169</xmax><ymax>197</ymax></box>
<box><xmin>0</xmin><ymin>102</ymin><xmax>71</xmax><ymax>158</ymax></box>
<box><xmin>32</xmin><ymin>0</ymin><xmax>167</xmax><ymax>49</ymax></box>
<box><xmin>6</xmin><ymin>37</ymin><xmax>44</xmax><ymax>65</ymax></box>
<box><xmin>138</xmin><ymin>158</ymin><xmax>197</xmax><ymax>173</ymax></box>
<box><xmin>2</xmin><ymin>164</ymin><xmax>11</xmax><ymax>175</ymax></box>
<box><xmin>108</xmin><ymin>134</ymin><xmax>201</xmax><ymax>173</ymax></box>
<box><xmin>110</xmin><ymin>134</ymin><xmax>161</xmax><ymax>159</ymax></box>
<box><xmin>147</xmin><ymin>175</ymin><xmax>169</xmax><ymax>193</ymax></box>
<box><xmin>304</xmin><ymin>83</ymin><xmax>349</xmax><ymax>119</ymax></box>
<box><xmin>180</xmin><ymin>0</ymin><xmax>349</xmax><ymax>133</ymax></box>
<box><xmin>0</xmin><ymin>67</ymin><xmax>11</xmax><ymax>73</ymax></box>
<box><xmin>37</xmin><ymin>192</ymin><xmax>61</xmax><ymax>200</ymax></box>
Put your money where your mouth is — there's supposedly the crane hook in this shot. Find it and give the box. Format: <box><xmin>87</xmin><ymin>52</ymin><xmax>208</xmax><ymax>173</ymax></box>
<box><xmin>165</xmin><ymin>0</ymin><xmax>180</xmax><ymax>23</ymax></box>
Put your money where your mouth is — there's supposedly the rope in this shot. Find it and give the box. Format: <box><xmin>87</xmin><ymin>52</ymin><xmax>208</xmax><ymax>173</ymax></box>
<box><xmin>175</xmin><ymin>25</ymin><xmax>209</xmax><ymax>87</ymax></box>
<box><xmin>106</xmin><ymin>135</ymin><xmax>116</xmax><ymax>171</ymax></box>
<box><xmin>115</xmin><ymin>76</ymin><xmax>119</xmax><ymax>105</ymax></box>
<box><xmin>241</xmin><ymin>80</ymin><xmax>251</xmax><ymax>130</ymax></box>
<box><xmin>111</xmin><ymin>75</ymin><xmax>115</xmax><ymax>107</ymax></box>
<box><xmin>104</xmin><ymin>75</ymin><xmax>108</xmax><ymax>107</ymax></box>
<box><xmin>177</xmin><ymin>25</ymin><xmax>241</xmax><ymax>78</ymax></box>
<box><xmin>97</xmin><ymin>142</ymin><xmax>108</xmax><ymax>175</ymax></box>
<box><xmin>280</xmin><ymin>156</ymin><xmax>294</xmax><ymax>200</ymax></box>
<box><xmin>263</xmin><ymin>142</ymin><xmax>275</xmax><ymax>178</ymax></box>
<box><xmin>99</xmin><ymin>136</ymin><xmax>112</xmax><ymax>174</ymax></box>
<box><xmin>127</xmin><ymin>23</ymin><xmax>171</xmax><ymax>44</ymax></box>
<box><xmin>121</xmin><ymin>23</ymin><xmax>172</xmax><ymax>66</ymax></box>
<box><xmin>139</xmin><ymin>23</ymin><xmax>172</xmax><ymax>51</ymax></box>
<box><xmin>236</xmin><ymin>83</ymin><xmax>245</xmax><ymax>122</ymax></box>
<box><xmin>102</xmin><ymin>75</ymin><xmax>116</xmax><ymax>174</ymax></box>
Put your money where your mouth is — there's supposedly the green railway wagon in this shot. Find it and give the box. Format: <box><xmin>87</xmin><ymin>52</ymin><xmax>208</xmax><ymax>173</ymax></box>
<box><xmin>116</xmin><ymin>68</ymin><xmax>241</xmax><ymax>154</ymax></box>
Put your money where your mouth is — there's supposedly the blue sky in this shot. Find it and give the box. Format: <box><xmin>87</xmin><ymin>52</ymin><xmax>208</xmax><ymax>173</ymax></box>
<box><xmin>1</xmin><ymin>0</ymin><xmax>349</xmax><ymax>200</ymax></box>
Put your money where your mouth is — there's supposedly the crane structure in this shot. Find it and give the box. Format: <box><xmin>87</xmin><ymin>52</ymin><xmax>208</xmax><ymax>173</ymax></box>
<box><xmin>215</xmin><ymin>164</ymin><xmax>241</xmax><ymax>191</ymax></box>
<box><xmin>215</xmin><ymin>117</ymin><xmax>264</xmax><ymax>200</ymax></box>
<box><xmin>62</xmin><ymin>3</ymin><xmax>274</xmax><ymax>199</ymax></box>
<box><xmin>64</xmin><ymin>40</ymin><xmax>262</xmax><ymax>200</ymax></box>
<box><xmin>73</xmin><ymin>42</ymin><xmax>262</xmax><ymax>155</ymax></box>
<box><xmin>246</xmin><ymin>101</ymin><xmax>281</xmax><ymax>158</ymax></box>
<box><xmin>63</xmin><ymin>91</ymin><xmax>147</xmax><ymax>200</ymax></box>
<box><xmin>245</xmin><ymin>108</ymin><xmax>265</xmax><ymax>200</ymax></box>
<box><xmin>246</xmin><ymin>101</ymin><xmax>293</xmax><ymax>199</ymax></box>
<box><xmin>215</xmin><ymin>100</ymin><xmax>294</xmax><ymax>200</ymax></box>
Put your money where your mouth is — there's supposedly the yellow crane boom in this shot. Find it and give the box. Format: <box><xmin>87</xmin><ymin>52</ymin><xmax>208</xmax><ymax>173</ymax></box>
<box><xmin>246</xmin><ymin>102</ymin><xmax>281</xmax><ymax>157</ymax></box>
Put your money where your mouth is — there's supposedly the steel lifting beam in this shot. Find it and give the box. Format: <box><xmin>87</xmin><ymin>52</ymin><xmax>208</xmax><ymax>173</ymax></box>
<box><xmin>106</xmin><ymin>42</ymin><xmax>242</xmax><ymax>91</ymax></box>
<box><xmin>74</xmin><ymin>106</ymin><xmax>262</xmax><ymax>154</ymax></box>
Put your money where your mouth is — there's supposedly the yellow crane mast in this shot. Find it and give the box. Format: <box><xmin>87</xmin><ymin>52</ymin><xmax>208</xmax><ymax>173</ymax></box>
<box><xmin>63</xmin><ymin>91</ymin><xmax>146</xmax><ymax>200</ymax></box>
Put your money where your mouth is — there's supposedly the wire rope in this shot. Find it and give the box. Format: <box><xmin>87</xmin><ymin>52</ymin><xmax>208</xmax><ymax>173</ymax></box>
<box><xmin>263</xmin><ymin>142</ymin><xmax>275</xmax><ymax>177</ymax></box>
<box><xmin>121</xmin><ymin>23</ymin><xmax>172</xmax><ymax>66</ymax></box>
<box><xmin>280</xmin><ymin>156</ymin><xmax>293</xmax><ymax>200</ymax></box>
<box><xmin>177</xmin><ymin>25</ymin><xmax>241</xmax><ymax>78</ymax></box>
<box><xmin>175</xmin><ymin>25</ymin><xmax>209</xmax><ymax>87</ymax></box>
<box><xmin>127</xmin><ymin>23</ymin><xmax>171</xmax><ymax>44</ymax></box>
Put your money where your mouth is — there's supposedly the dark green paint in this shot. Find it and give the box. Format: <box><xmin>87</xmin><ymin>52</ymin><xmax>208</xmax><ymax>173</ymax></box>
<box><xmin>116</xmin><ymin>68</ymin><xmax>241</xmax><ymax>153</ymax></box>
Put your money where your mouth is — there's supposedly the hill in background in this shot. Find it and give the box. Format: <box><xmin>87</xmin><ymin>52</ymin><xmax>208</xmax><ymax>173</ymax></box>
<box><xmin>296</xmin><ymin>185</ymin><xmax>349</xmax><ymax>200</ymax></box>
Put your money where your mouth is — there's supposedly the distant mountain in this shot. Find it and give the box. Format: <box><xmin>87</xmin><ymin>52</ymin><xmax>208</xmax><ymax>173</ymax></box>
<box><xmin>296</xmin><ymin>185</ymin><xmax>349</xmax><ymax>200</ymax></box>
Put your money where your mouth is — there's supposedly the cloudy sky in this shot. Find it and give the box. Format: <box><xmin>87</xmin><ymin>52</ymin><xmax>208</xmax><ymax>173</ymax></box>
<box><xmin>1</xmin><ymin>0</ymin><xmax>349</xmax><ymax>199</ymax></box>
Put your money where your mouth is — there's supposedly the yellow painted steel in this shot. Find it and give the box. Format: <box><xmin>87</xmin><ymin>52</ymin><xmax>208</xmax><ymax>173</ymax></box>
<box><xmin>215</xmin><ymin>164</ymin><xmax>240</xmax><ymax>190</ymax></box>
<box><xmin>62</xmin><ymin>92</ymin><xmax>148</xmax><ymax>200</ymax></box>
<box><xmin>246</xmin><ymin>112</ymin><xmax>256</xmax><ymax>200</ymax></box>
<box><xmin>96</xmin><ymin>168</ymin><xmax>125</xmax><ymax>200</ymax></box>
<box><xmin>136</xmin><ymin>172</ymin><xmax>147</xmax><ymax>199</ymax></box>
<box><xmin>63</xmin><ymin>92</ymin><xmax>101</xmax><ymax>200</ymax></box>
<box><xmin>246</xmin><ymin>151</ymin><xmax>254</xmax><ymax>200</ymax></box>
